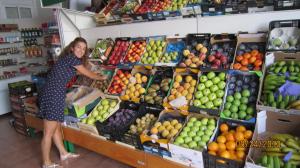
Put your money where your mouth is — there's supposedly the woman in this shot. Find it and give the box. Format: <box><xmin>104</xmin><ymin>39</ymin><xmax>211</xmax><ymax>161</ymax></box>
<box><xmin>39</xmin><ymin>37</ymin><xmax>106</xmax><ymax>168</ymax></box>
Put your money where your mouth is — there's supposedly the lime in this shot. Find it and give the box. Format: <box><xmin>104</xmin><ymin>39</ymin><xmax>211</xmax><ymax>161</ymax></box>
<box><xmin>238</xmin><ymin>111</ymin><xmax>247</xmax><ymax>120</ymax></box>
<box><xmin>230</xmin><ymin>105</ymin><xmax>238</xmax><ymax>113</ymax></box>
<box><xmin>223</xmin><ymin>110</ymin><xmax>231</xmax><ymax>117</ymax></box>
<box><xmin>246</xmin><ymin>107</ymin><xmax>255</xmax><ymax>115</ymax></box>
<box><xmin>224</xmin><ymin>102</ymin><xmax>232</xmax><ymax>110</ymax></box>
<box><xmin>241</xmin><ymin>97</ymin><xmax>249</xmax><ymax>104</ymax></box>
<box><xmin>239</xmin><ymin>104</ymin><xmax>247</xmax><ymax>111</ymax></box>
<box><xmin>231</xmin><ymin>113</ymin><xmax>239</xmax><ymax>119</ymax></box>
<box><xmin>226</xmin><ymin>95</ymin><xmax>234</xmax><ymax>102</ymax></box>
<box><xmin>242</xmin><ymin>89</ymin><xmax>250</xmax><ymax>97</ymax></box>
<box><xmin>233</xmin><ymin>100</ymin><xmax>241</xmax><ymax>106</ymax></box>
<box><xmin>234</xmin><ymin>92</ymin><xmax>242</xmax><ymax>99</ymax></box>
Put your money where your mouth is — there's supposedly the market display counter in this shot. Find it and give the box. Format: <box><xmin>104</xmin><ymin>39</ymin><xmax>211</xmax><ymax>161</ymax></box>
<box><xmin>24</xmin><ymin>114</ymin><xmax>188</xmax><ymax>168</ymax></box>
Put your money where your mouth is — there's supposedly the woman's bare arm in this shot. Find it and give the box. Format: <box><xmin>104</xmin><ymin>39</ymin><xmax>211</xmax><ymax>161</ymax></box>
<box><xmin>74</xmin><ymin>65</ymin><xmax>107</xmax><ymax>80</ymax></box>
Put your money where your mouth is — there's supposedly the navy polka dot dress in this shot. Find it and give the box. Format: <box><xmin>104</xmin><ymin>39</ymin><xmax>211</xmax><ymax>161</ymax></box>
<box><xmin>39</xmin><ymin>54</ymin><xmax>82</xmax><ymax>122</ymax></box>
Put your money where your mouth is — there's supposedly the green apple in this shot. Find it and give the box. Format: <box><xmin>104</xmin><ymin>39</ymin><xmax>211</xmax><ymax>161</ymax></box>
<box><xmin>149</xmin><ymin>40</ymin><xmax>155</xmax><ymax>46</ymax></box>
<box><xmin>224</xmin><ymin>102</ymin><xmax>231</xmax><ymax>109</ymax></box>
<box><xmin>233</xmin><ymin>100</ymin><xmax>241</xmax><ymax>106</ymax></box>
<box><xmin>213</xmin><ymin>98</ymin><xmax>223</xmax><ymax>106</ymax></box>
<box><xmin>194</xmin><ymin>121</ymin><xmax>202</xmax><ymax>127</ymax></box>
<box><xmin>189</xmin><ymin>117</ymin><xmax>197</xmax><ymax>123</ymax></box>
<box><xmin>200</xmin><ymin>75</ymin><xmax>208</xmax><ymax>82</ymax></box>
<box><xmin>187</xmin><ymin>122</ymin><xmax>194</xmax><ymax>127</ymax></box>
<box><xmin>208</xmin><ymin>118</ymin><xmax>215</xmax><ymax>125</ymax></box>
<box><xmin>110</xmin><ymin>100</ymin><xmax>117</xmax><ymax>107</ymax></box>
<box><xmin>241</xmin><ymin>97</ymin><xmax>249</xmax><ymax>104</ymax></box>
<box><xmin>180</xmin><ymin>131</ymin><xmax>188</xmax><ymax>137</ymax></box>
<box><xmin>198</xmin><ymin>141</ymin><xmax>206</xmax><ymax>147</ymax></box>
<box><xmin>92</xmin><ymin>111</ymin><xmax>99</xmax><ymax>117</ymax></box>
<box><xmin>207</xmin><ymin>72</ymin><xmax>216</xmax><ymax>79</ymax></box>
<box><xmin>197</xmin><ymin>83</ymin><xmax>206</xmax><ymax>91</ymax></box>
<box><xmin>231</xmin><ymin>113</ymin><xmax>239</xmax><ymax>119</ymax></box>
<box><xmin>197</xmin><ymin>131</ymin><xmax>204</xmax><ymax>136</ymax></box>
<box><xmin>103</xmin><ymin>104</ymin><xmax>110</xmax><ymax>111</ymax></box>
<box><xmin>175</xmin><ymin>136</ymin><xmax>184</xmax><ymax>144</ymax></box>
<box><xmin>227</xmin><ymin>95</ymin><xmax>234</xmax><ymax>102</ymax></box>
<box><xmin>207</xmin><ymin>124</ymin><xmax>215</xmax><ymax>131</ymax></box>
<box><xmin>201</xmin><ymin>118</ymin><xmax>208</xmax><ymax>125</ymax></box>
<box><xmin>218</xmin><ymin>72</ymin><xmax>226</xmax><ymax>80</ymax></box>
<box><xmin>239</xmin><ymin>111</ymin><xmax>247</xmax><ymax>119</ymax></box>
<box><xmin>81</xmin><ymin>118</ymin><xmax>87</xmax><ymax>124</ymax></box>
<box><xmin>183</xmin><ymin>127</ymin><xmax>190</xmax><ymax>132</ymax></box>
<box><xmin>191</xmin><ymin>126</ymin><xmax>199</xmax><ymax>132</ymax></box>
<box><xmin>212</xmin><ymin>77</ymin><xmax>221</xmax><ymax>84</ymax></box>
<box><xmin>201</xmin><ymin>135</ymin><xmax>210</xmax><ymax>143</ymax></box>
<box><xmin>216</xmin><ymin>90</ymin><xmax>225</xmax><ymax>98</ymax></box>
<box><xmin>188</xmin><ymin>141</ymin><xmax>197</xmax><ymax>149</ymax></box>
<box><xmin>205</xmin><ymin>130</ymin><xmax>213</xmax><ymax>136</ymax></box>
<box><xmin>223</xmin><ymin>110</ymin><xmax>231</xmax><ymax>117</ymax></box>
<box><xmin>208</xmin><ymin>93</ymin><xmax>217</xmax><ymax>101</ymax></box>
<box><xmin>200</xmin><ymin>97</ymin><xmax>209</xmax><ymax>104</ymax></box>
<box><xmin>87</xmin><ymin>117</ymin><xmax>95</xmax><ymax>125</ymax></box>
<box><xmin>246</xmin><ymin>106</ymin><xmax>255</xmax><ymax>115</ymax></box>
<box><xmin>193</xmin><ymin>99</ymin><xmax>202</xmax><ymax>107</ymax></box>
<box><xmin>102</xmin><ymin>112</ymin><xmax>110</xmax><ymax>119</ymax></box>
<box><xmin>96</xmin><ymin>116</ymin><xmax>102</xmax><ymax>121</ymax></box>
<box><xmin>234</xmin><ymin>92</ymin><xmax>242</xmax><ymax>99</ymax></box>
<box><xmin>203</xmin><ymin>88</ymin><xmax>211</xmax><ymax>96</ymax></box>
<box><xmin>188</xmin><ymin>131</ymin><xmax>197</xmax><ymax>137</ymax></box>
<box><xmin>184</xmin><ymin>137</ymin><xmax>193</xmax><ymax>143</ymax></box>
<box><xmin>101</xmin><ymin>99</ymin><xmax>109</xmax><ymax>106</ymax></box>
<box><xmin>193</xmin><ymin>136</ymin><xmax>202</xmax><ymax>142</ymax></box>
<box><xmin>242</xmin><ymin>89</ymin><xmax>250</xmax><ymax>97</ymax></box>
<box><xmin>205</xmin><ymin>80</ymin><xmax>213</xmax><ymax>88</ymax></box>
<box><xmin>195</xmin><ymin>91</ymin><xmax>203</xmax><ymax>99</ymax></box>
<box><xmin>205</xmin><ymin>101</ymin><xmax>214</xmax><ymax>109</ymax></box>
<box><xmin>230</xmin><ymin>105</ymin><xmax>239</xmax><ymax>113</ymax></box>
<box><xmin>210</xmin><ymin>85</ymin><xmax>219</xmax><ymax>92</ymax></box>
<box><xmin>218</xmin><ymin>81</ymin><xmax>226</xmax><ymax>90</ymax></box>
<box><xmin>97</xmin><ymin>105</ymin><xmax>103</xmax><ymax>111</ymax></box>
<box><xmin>239</xmin><ymin>104</ymin><xmax>247</xmax><ymax>111</ymax></box>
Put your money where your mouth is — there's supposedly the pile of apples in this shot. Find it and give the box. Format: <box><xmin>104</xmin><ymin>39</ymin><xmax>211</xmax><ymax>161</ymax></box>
<box><xmin>207</xmin><ymin>124</ymin><xmax>253</xmax><ymax>161</ymax></box>
<box><xmin>107</xmin><ymin>69</ymin><xmax>131</xmax><ymax>94</ymax></box>
<box><xmin>107</xmin><ymin>40</ymin><xmax>130</xmax><ymax>65</ymax></box>
<box><xmin>120</xmin><ymin>73</ymin><xmax>148</xmax><ymax>101</ymax></box>
<box><xmin>168</xmin><ymin>0</ymin><xmax>189</xmax><ymax>11</ymax></box>
<box><xmin>123</xmin><ymin>40</ymin><xmax>146</xmax><ymax>64</ymax></box>
<box><xmin>151</xmin><ymin>0</ymin><xmax>172</xmax><ymax>12</ymax></box>
<box><xmin>180</xmin><ymin>43</ymin><xmax>208</xmax><ymax>68</ymax></box>
<box><xmin>167</xmin><ymin>74</ymin><xmax>197</xmax><ymax>103</ymax></box>
<box><xmin>136</xmin><ymin>0</ymin><xmax>154</xmax><ymax>14</ymax></box>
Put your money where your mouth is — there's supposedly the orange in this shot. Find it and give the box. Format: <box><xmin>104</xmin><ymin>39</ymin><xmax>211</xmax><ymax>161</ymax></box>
<box><xmin>236</xmin><ymin>126</ymin><xmax>246</xmax><ymax>132</ymax></box>
<box><xmin>236</xmin><ymin>55</ymin><xmax>243</xmax><ymax>62</ymax></box>
<box><xmin>240</xmin><ymin>66</ymin><xmax>249</xmax><ymax>71</ymax></box>
<box><xmin>226</xmin><ymin>141</ymin><xmax>236</xmax><ymax>151</ymax></box>
<box><xmin>243</xmin><ymin>53</ymin><xmax>251</xmax><ymax>59</ymax></box>
<box><xmin>236</xmin><ymin>151</ymin><xmax>246</xmax><ymax>160</ymax></box>
<box><xmin>208</xmin><ymin>142</ymin><xmax>219</xmax><ymax>152</ymax></box>
<box><xmin>235</xmin><ymin>132</ymin><xmax>245</xmax><ymax>141</ymax></box>
<box><xmin>233</xmin><ymin>63</ymin><xmax>242</xmax><ymax>70</ymax></box>
<box><xmin>256</xmin><ymin>53</ymin><xmax>263</xmax><ymax>60</ymax></box>
<box><xmin>229</xmin><ymin>150</ymin><xmax>237</xmax><ymax>160</ymax></box>
<box><xmin>229</xmin><ymin>130</ymin><xmax>236</xmax><ymax>134</ymax></box>
<box><xmin>249</xmin><ymin>57</ymin><xmax>256</xmax><ymax>64</ymax></box>
<box><xmin>225</xmin><ymin>132</ymin><xmax>235</xmax><ymax>141</ymax></box>
<box><xmin>220</xmin><ymin>150</ymin><xmax>231</xmax><ymax>159</ymax></box>
<box><xmin>254</xmin><ymin>60</ymin><xmax>262</xmax><ymax>67</ymax></box>
<box><xmin>251</xmin><ymin>50</ymin><xmax>259</xmax><ymax>56</ymax></box>
<box><xmin>220</xmin><ymin>123</ymin><xmax>229</xmax><ymax>133</ymax></box>
<box><xmin>217</xmin><ymin>135</ymin><xmax>227</xmax><ymax>144</ymax></box>
<box><xmin>241</xmin><ymin>58</ymin><xmax>249</xmax><ymax>66</ymax></box>
<box><xmin>208</xmin><ymin>150</ymin><xmax>217</xmax><ymax>156</ymax></box>
<box><xmin>218</xmin><ymin>143</ymin><xmax>227</xmax><ymax>152</ymax></box>
<box><xmin>244</xmin><ymin>130</ymin><xmax>253</xmax><ymax>140</ymax></box>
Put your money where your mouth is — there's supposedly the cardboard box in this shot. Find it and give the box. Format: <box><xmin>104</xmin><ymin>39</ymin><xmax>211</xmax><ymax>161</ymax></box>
<box><xmin>163</xmin><ymin>67</ymin><xmax>199</xmax><ymax>112</ymax></box>
<box><xmin>256</xmin><ymin>52</ymin><xmax>300</xmax><ymax>114</ymax></box>
<box><xmin>245</xmin><ymin>110</ymin><xmax>300</xmax><ymax>168</ymax></box>
<box><xmin>168</xmin><ymin>112</ymin><xmax>219</xmax><ymax>168</ymax></box>
<box><xmin>140</xmin><ymin>110</ymin><xmax>186</xmax><ymax>157</ymax></box>
<box><xmin>230</xmin><ymin>33</ymin><xmax>267</xmax><ymax>71</ymax></box>
<box><xmin>65</xmin><ymin>87</ymin><xmax>102</xmax><ymax>118</ymax></box>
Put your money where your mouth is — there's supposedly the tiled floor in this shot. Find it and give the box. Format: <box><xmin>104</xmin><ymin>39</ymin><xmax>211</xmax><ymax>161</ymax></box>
<box><xmin>0</xmin><ymin>114</ymin><xmax>132</xmax><ymax>168</ymax></box>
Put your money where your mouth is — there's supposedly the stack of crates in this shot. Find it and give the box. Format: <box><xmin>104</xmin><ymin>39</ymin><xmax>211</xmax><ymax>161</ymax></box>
<box><xmin>8</xmin><ymin>80</ymin><xmax>38</xmax><ymax>136</ymax></box>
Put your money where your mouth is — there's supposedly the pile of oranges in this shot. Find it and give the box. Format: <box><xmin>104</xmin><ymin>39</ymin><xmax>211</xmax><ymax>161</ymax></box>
<box><xmin>207</xmin><ymin>123</ymin><xmax>253</xmax><ymax>161</ymax></box>
<box><xmin>233</xmin><ymin>50</ymin><xmax>263</xmax><ymax>71</ymax></box>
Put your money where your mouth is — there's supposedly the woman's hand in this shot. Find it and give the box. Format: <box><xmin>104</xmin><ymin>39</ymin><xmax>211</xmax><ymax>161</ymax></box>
<box><xmin>74</xmin><ymin>65</ymin><xmax>107</xmax><ymax>81</ymax></box>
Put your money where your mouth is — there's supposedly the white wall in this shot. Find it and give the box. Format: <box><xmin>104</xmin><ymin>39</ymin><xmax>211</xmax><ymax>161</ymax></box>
<box><xmin>77</xmin><ymin>10</ymin><xmax>300</xmax><ymax>47</ymax></box>
<box><xmin>0</xmin><ymin>0</ymin><xmax>53</xmax><ymax>28</ymax></box>
<box><xmin>69</xmin><ymin>0</ymin><xmax>91</xmax><ymax>11</ymax></box>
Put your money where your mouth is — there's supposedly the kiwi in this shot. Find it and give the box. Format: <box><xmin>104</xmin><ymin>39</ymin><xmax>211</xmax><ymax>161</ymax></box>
<box><xmin>151</xmin><ymin>84</ymin><xmax>160</xmax><ymax>90</ymax></box>
<box><xmin>145</xmin><ymin>95</ymin><xmax>152</xmax><ymax>101</ymax></box>
<box><xmin>162</xmin><ymin>86</ymin><xmax>169</xmax><ymax>92</ymax></box>
<box><xmin>148</xmin><ymin>88</ymin><xmax>156</xmax><ymax>93</ymax></box>
<box><xmin>150</xmin><ymin>92</ymin><xmax>157</xmax><ymax>97</ymax></box>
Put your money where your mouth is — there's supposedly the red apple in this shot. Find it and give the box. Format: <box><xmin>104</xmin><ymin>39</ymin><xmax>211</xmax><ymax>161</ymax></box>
<box><xmin>208</xmin><ymin>55</ymin><xmax>215</xmax><ymax>62</ymax></box>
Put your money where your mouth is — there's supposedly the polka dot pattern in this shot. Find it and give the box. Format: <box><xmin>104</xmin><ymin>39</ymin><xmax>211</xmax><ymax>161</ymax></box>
<box><xmin>38</xmin><ymin>54</ymin><xmax>82</xmax><ymax>122</ymax></box>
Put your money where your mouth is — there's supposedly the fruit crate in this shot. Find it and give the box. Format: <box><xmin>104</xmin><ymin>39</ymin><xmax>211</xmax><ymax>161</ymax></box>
<box><xmin>140</xmin><ymin>110</ymin><xmax>186</xmax><ymax>157</ymax></box>
<box><xmin>95</xmin><ymin>101</ymin><xmax>140</xmax><ymax>141</ymax></box>
<box><xmin>179</xmin><ymin>33</ymin><xmax>211</xmax><ymax>69</ymax></box>
<box><xmin>138</xmin><ymin>35</ymin><xmax>167</xmax><ymax>66</ymax></box>
<box><xmin>224</xmin><ymin>0</ymin><xmax>248</xmax><ymax>14</ymax></box>
<box><xmin>273</xmin><ymin>0</ymin><xmax>300</xmax><ymax>11</ymax></box>
<box><xmin>104</xmin><ymin>37</ymin><xmax>131</xmax><ymax>66</ymax></box>
<box><xmin>205</xmin><ymin>34</ymin><xmax>237</xmax><ymax>70</ymax></box>
<box><xmin>116</xmin><ymin>104</ymin><xmax>163</xmax><ymax>149</ymax></box>
<box><xmin>168</xmin><ymin>112</ymin><xmax>219</xmax><ymax>168</ymax></box>
<box><xmin>245</xmin><ymin>111</ymin><xmax>300</xmax><ymax>168</ymax></box>
<box><xmin>89</xmin><ymin>38</ymin><xmax>114</xmax><ymax>63</ymax></box>
<box><xmin>120</xmin><ymin>65</ymin><xmax>154</xmax><ymax>103</ymax></box>
<box><xmin>201</xmin><ymin>0</ymin><xmax>226</xmax><ymax>16</ymax></box>
<box><xmin>77</xmin><ymin>95</ymin><xmax>120</xmax><ymax>135</ymax></box>
<box><xmin>257</xmin><ymin>52</ymin><xmax>300</xmax><ymax>114</ymax></box>
<box><xmin>203</xmin><ymin>118</ymin><xmax>255</xmax><ymax>168</ymax></box>
<box><xmin>120</xmin><ymin>37</ymin><xmax>147</xmax><ymax>67</ymax></box>
<box><xmin>119</xmin><ymin>0</ymin><xmax>140</xmax><ymax>15</ymax></box>
<box><xmin>105</xmin><ymin>68</ymin><xmax>132</xmax><ymax>95</ymax></box>
<box><xmin>231</xmin><ymin>33</ymin><xmax>267</xmax><ymax>72</ymax></box>
<box><xmin>155</xmin><ymin>36</ymin><xmax>186</xmax><ymax>67</ymax></box>
<box><xmin>143</xmin><ymin>67</ymin><xmax>173</xmax><ymax>106</ymax></box>
<box><xmin>8</xmin><ymin>80</ymin><xmax>37</xmax><ymax>97</ymax></box>
<box><xmin>220</xmin><ymin>70</ymin><xmax>262</xmax><ymax>123</ymax></box>
<box><xmin>266</xmin><ymin>19</ymin><xmax>300</xmax><ymax>53</ymax></box>
<box><xmin>163</xmin><ymin>68</ymin><xmax>199</xmax><ymax>111</ymax></box>
<box><xmin>189</xmin><ymin>70</ymin><xmax>227</xmax><ymax>116</ymax></box>
<box><xmin>89</xmin><ymin>66</ymin><xmax>115</xmax><ymax>92</ymax></box>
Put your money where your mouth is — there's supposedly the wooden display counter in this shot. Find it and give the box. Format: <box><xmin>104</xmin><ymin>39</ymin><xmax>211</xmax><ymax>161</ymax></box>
<box><xmin>24</xmin><ymin>114</ymin><xmax>188</xmax><ymax>168</ymax></box>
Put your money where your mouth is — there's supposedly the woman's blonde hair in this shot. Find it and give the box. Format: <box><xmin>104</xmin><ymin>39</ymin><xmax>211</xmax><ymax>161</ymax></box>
<box><xmin>59</xmin><ymin>37</ymin><xmax>88</xmax><ymax>65</ymax></box>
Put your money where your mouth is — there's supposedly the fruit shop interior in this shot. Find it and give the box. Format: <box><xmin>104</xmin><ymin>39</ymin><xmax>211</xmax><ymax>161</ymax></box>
<box><xmin>1</xmin><ymin>0</ymin><xmax>300</xmax><ymax>168</ymax></box>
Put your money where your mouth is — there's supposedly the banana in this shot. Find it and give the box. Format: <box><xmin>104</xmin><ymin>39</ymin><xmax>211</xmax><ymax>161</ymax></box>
<box><xmin>265</xmin><ymin>147</ymin><xmax>281</xmax><ymax>152</ymax></box>
<box><xmin>293</xmin><ymin>105</ymin><xmax>300</xmax><ymax>110</ymax></box>
<box><xmin>286</xmin><ymin>140</ymin><xmax>300</xmax><ymax>150</ymax></box>
<box><xmin>271</xmin><ymin>134</ymin><xmax>294</xmax><ymax>142</ymax></box>
<box><xmin>282</xmin><ymin>147</ymin><xmax>298</xmax><ymax>153</ymax></box>
<box><xmin>288</xmin><ymin>100</ymin><xmax>300</xmax><ymax>109</ymax></box>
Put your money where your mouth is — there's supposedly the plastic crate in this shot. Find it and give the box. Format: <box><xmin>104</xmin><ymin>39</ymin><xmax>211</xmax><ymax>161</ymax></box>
<box><xmin>225</xmin><ymin>0</ymin><xmax>248</xmax><ymax>14</ymax></box>
<box><xmin>118</xmin><ymin>104</ymin><xmax>163</xmax><ymax>149</ymax></box>
<box><xmin>95</xmin><ymin>101</ymin><xmax>140</xmax><ymax>140</ymax></box>
<box><xmin>203</xmin><ymin>118</ymin><xmax>255</xmax><ymax>168</ymax></box>
<box><xmin>201</xmin><ymin>1</ymin><xmax>225</xmax><ymax>16</ymax></box>
<box><xmin>267</xmin><ymin>19</ymin><xmax>300</xmax><ymax>52</ymax></box>
<box><xmin>8</xmin><ymin>81</ymin><xmax>37</xmax><ymax>97</ymax></box>
<box><xmin>274</xmin><ymin>0</ymin><xmax>300</xmax><ymax>10</ymax></box>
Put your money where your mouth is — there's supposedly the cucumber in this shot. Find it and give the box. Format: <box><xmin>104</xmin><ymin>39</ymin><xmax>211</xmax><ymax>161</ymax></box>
<box><xmin>268</xmin><ymin>155</ymin><xmax>274</xmax><ymax>168</ymax></box>
<box><xmin>280</xmin><ymin>101</ymin><xmax>286</xmax><ymax>109</ymax></box>
<box><xmin>262</xmin><ymin>155</ymin><xmax>268</xmax><ymax>167</ymax></box>
<box><xmin>282</xmin><ymin>66</ymin><xmax>288</xmax><ymax>73</ymax></box>
<box><xmin>275</xmin><ymin>67</ymin><xmax>282</xmax><ymax>73</ymax></box>
<box><xmin>279</xmin><ymin>61</ymin><xmax>286</xmax><ymax>66</ymax></box>
<box><xmin>268</xmin><ymin>93</ymin><xmax>275</xmax><ymax>104</ymax></box>
<box><xmin>285</xmin><ymin>162</ymin><xmax>292</xmax><ymax>168</ymax></box>
<box><xmin>289</xmin><ymin>66</ymin><xmax>295</xmax><ymax>73</ymax></box>
<box><xmin>284</xmin><ymin>96</ymin><xmax>290</xmax><ymax>105</ymax></box>
<box><xmin>271</xmin><ymin>102</ymin><xmax>277</xmax><ymax>108</ymax></box>
<box><xmin>295</xmin><ymin>66</ymin><xmax>300</xmax><ymax>73</ymax></box>
<box><xmin>278</xmin><ymin>94</ymin><xmax>283</xmax><ymax>102</ymax></box>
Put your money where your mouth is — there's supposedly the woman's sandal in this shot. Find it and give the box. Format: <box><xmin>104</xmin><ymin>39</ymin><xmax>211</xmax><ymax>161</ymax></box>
<box><xmin>60</xmin><ymin>153</ymin><xmax>80</xmax><ymax>161</ymax></box>
<box><xmin>42</xmin><ymin>163</ymin><xmax>60</xmax><ymax>168</ymax></box>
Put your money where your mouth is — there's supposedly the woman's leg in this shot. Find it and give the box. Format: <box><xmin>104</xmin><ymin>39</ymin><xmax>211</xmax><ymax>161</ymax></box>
<box><xmin>52</xmin><ymin>123</ymin><xmax>68</xmax><ymax>157</ymax></box>
<box><xmin>41</xmin><ymin>120</ymin><xmax>58</xmax><ymax>165</ymax></box>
